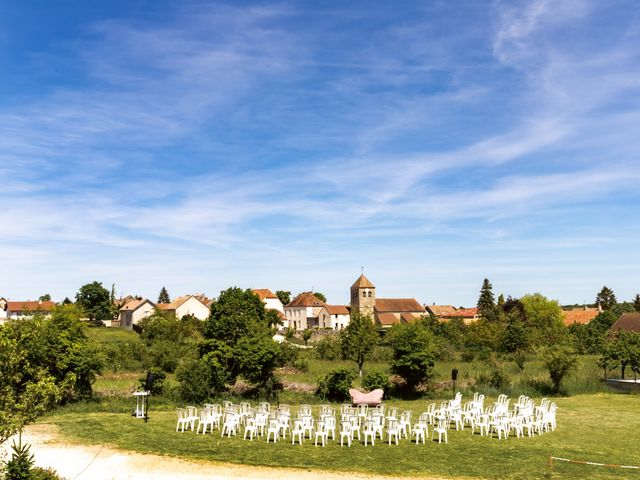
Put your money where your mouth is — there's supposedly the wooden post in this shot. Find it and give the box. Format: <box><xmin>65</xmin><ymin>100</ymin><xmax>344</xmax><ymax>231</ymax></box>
<box><xmin>546</xmin><ymin>455</ymin><xmax>554</xmax><ymax>478</ymax></box>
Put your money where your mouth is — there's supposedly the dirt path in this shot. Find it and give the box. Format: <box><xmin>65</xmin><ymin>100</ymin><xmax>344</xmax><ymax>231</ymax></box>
<box><xmin>5</xmin><ymin>425</ymin><xmax>452</xmax><ymax>480</ymax></box>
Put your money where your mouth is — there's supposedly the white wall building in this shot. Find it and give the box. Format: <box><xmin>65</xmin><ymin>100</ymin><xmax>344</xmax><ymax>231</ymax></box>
<box><xmin>119</xmin><ymin>298</ymin><xmax>156</xmax><ymax>330</ymax></box>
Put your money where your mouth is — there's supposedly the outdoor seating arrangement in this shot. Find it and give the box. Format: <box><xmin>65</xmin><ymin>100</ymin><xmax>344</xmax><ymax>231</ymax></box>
<box><xmin>175</xmin><ymin>393</ymin><xmax>558</xmax><ymax>447</ymax></box>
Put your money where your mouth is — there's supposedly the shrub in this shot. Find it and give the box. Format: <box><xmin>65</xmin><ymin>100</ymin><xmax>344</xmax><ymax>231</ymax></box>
<box><xmin>461</xmin><ymin>350</ymin><xmax>475</xmax><ymax>363</ymax></box>
<box><xmin>293</xmin><ymin>358</ymin><xmax>309</xmax><ymax>373</ymax></box>
<box><xmin>543</xmin><ymin>344</ymin><xmax>578</xmax><ymax>393</ymax></box>
<box><xmin>4</xmin><ymin>439</ymin><xmax>34</xmax><ymax>480</ymax></box>
<box><xmin>30</xmin><ymin>467</ymin><xmax>64</xmax><ymax>480</ymax></box>
<box><xmin>316</xmin><ymin>368</ymin><xmax>356</xmax><ymax>401</ymax></box>
<box><xmin>361</xmin><ymin>370</ymin><xmax>391</xmax><ymax>393</ymax></box>
<box><xmin>314</xmin><ymin>335</ymin><xmax>341</xmax><ymax>360</ymax></box>
<box><xmin>138</xmin><ymin>367</ymin><xmax>166</xmax><ymax>395</ymax></box>
<box><xmin>277</xmin><ymin>341</ymin><xmax>299</xmax><ymax>367</ymax></box>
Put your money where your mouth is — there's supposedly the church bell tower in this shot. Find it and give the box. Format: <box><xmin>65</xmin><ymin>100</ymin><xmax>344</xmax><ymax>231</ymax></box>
<box><xmin>350</xmin><ymin>274</ymin><xmax>375</xmax><ymax>317</ymax></box>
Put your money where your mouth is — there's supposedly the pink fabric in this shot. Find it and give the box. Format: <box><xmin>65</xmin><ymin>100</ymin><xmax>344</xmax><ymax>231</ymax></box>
<box><xmin>349</xmin><ymin>388</ymin><xmax>384</xmax><ymax>406</ymax></box>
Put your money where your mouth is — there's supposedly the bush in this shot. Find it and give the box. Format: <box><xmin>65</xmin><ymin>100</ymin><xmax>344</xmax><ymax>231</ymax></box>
<box><xmin>314</xmin><ymin>335</ymin><xmax>341</xmax><ymax>360</ymax></box>
<box><xmin>316</xmin><ymin>368</ymin><xmax>356</xmax><ymax>401</ymax></box>
<box><xmin>138</xmin><ymin>367</ymin><xmax>166</xmax><ymax>395</ymax></box>
<box><xmin>277</xmin><ymin>342</ymin><xmax>299</xmax><ymax>367</ymax></box>
<box><xmin>30</xmin><ymin>467</ymin><xmax>64</xmax><ymax>480</ymax></box>
<box><xmin>461</xmin><ymin>350</ymin><xmax>475</xmax><ymax>363</ymax></box>
<box><xmin>3</xmin><ymin>440</ymin><xmax>34</xmax><ymax>480</ymax></box>
<box><xmin>361</xmin><ymin>370</ymin><xmax>391</xmax><ymax>394</ymax></box>
<box><xmin>292</xmin><ymin>358</ymin><xmax>309</xmax><ymax>373</ymax></box>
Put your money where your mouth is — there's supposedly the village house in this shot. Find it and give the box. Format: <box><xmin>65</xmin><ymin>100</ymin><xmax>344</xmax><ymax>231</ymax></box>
<box><xmin>350</xmin><ymin>274</ymin><xmax>426</xmax><ymax>328</ymax></box>
<box><xmin>157</xmin><ymin>295</ymin><xmax>210</xmax><ymax>320</ymax></box>
<box><xmin>318</xmin><ymin>304</ymin><xmax>350</xmax><ymax>330</ymax></box>
<box><xmin>252</xmin><ymin>288</ymin><xmax>287</xmax><ymax>328</ymax></box>
<box><xmin>284</xmin><ymin>292</ymin><xmax>327</xmax><ymax>330</ymax></box>
<box><xmin>0</xmin><ymin>299</ymin><xmax>56</xmax><ymax>323</ymax></box>
<box><xmin>610</xmin><ymin>312</ymin><xmax>640</xmax><ymax>334</ymax></box>
<box><xmin>426</xmin><ymin>304</ymin><xmax>458</xmax><ymax>318</ymax></box>
<box><xmin>119</xmin><ymin>298</ymin><xmax>156</xmax><ymax>330</ymax></box>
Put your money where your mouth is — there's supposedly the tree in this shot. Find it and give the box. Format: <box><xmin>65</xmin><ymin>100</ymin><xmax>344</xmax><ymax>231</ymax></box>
<box><xmin>596</xmin><ymin>286</ymin><xmax>617</xmax><ymax>310</ymax></box>
<box><xmin>196</xmin><ymin>287</ymin><xmax>278</xmax><ymax>393</ymax></box>
<box><xmin>276</xmin><ymin>290</ymin><xmax>291</xmax><ymax>306</ymax></box>
<box><xmin>302</xmin><ymin>329</ymin><xmax>313</xmax><ymax>346</ymax></box>
<box><xmin>340</xmin><ymin>312</ymin><xmax>378</xmax><ymax>377</ymax></box>
<box><xmin>0</xmin><ymin>305</ymin><xmax>103</xmax><ymax>444</ymax></box>
<box><xmin>62</xmin><ymin>297</ymin><xmax>72</xmax><ymax>305</ymax></box>
<box><xmin>497</xmin><ymin>294</ymin><xmax>505</xmax><ymax>308</ymax></box>
<box><xmin>542</xmin><ymin>344</ymin><xmax>577</xmax><ymax>393</ymax></box>
<box><xmin>157</xmin><ymin>287</ymin><xmax>171</xmax><ymax>304</ymax></box>
<box><xmin>312</xmin><ymin>292</ymin><xmax>327</xmax><ymax>303</ymax></box>
<box><xmin>477</xmin><ymin>278</ymin><xmax>496</xmax><ymax>318</ymax></box>
<box><xmin>501</xmin><ymin>314</ymin><xmax>529</xmax><ymax>353</ymax></box>
<box><xmin>634</xmin><ymin>294</ymin><xmax>640</xmax><ymax>313</ymax></box>
<box><xmin>316</xmin><ymin>368</ymin><xmax>355</xmax><ymax>401</ymax></box>
<box><xmin>38</xmin><ymin>294</ymin><xmax>51</xmax><ymax>302</ymax></box>
<box><xmin>75</xmin><ymin>281</ymin><xmax>114</xmax><ymax>322</ymax></box>
<box><xmin>388</xmin><ymin>322</ymin><xmax>436</xmax><ymax>392</ymax></box>
<box><xmin>520</xmin><ymin>293</ymin><xmax>565</xmax><ymax>346</ymax></box>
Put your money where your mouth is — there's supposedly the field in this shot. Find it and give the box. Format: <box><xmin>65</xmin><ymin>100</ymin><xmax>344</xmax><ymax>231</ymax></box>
<box><xmin>43</xmin><ymin>393</ymin><xmax>640</xmax><ymax>479</ymax></box>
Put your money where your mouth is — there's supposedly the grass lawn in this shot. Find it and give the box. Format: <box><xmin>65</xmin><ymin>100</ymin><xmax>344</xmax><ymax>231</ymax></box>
<box><xmin>85</xmin><ymin>327</ymin><xmax>141</xmax><ymax>344</ymax></box>
<box><xmin>43</xmin><ymin>393</ymin><xmax>640</xmax><ymax>479</ymax></box>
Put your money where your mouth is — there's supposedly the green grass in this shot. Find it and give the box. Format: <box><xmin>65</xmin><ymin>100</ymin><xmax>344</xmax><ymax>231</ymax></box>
<box><xmin>85</xmin><ymin>327</ymin><xmax>141</xmax><ymax>345</ymax></box>
<box><xmin>44</xmin><ymin>393</ymin><xmax>640</xmax><ymax>479</ymax></box>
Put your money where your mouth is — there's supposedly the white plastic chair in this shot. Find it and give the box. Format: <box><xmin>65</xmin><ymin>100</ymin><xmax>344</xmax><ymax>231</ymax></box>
<box><xmin>221</xmin><ymin>413</ymin><xmax>239</xmax><ymax>437</ymax></box>
<box><xmin>244</xmin><ymin>417</ymin><xmax>258</xmax><ymax>441</ymax></box>
<box><xmin>291</xmin><ymin>420</ymin><xmax>305</xmax><ymax>445</ymax></box>
<box><xmin>176</xmin><ymin>408</ymin><xmax>191</xmax><ymax>432</ymax></box>
<box><xmin>340</xmin><ymin>421</ymin><xmax>352</xmax><ymax>447</ymax></box>
<box><xmin>363</xmin><ymin>419</ymin><xmax>376</xmax><ymax>446</ymax></box>
<box><xmin>433</xmin><ymin>417</ymin><xmax>448</xmax><ymax>444</ymax></box>
<box><xmin>314</xmin><ymin>421</ymin><xmax>328</xmax><ymax>447</ymax></box>
<box><xmin>387</xmin><ymin>419</ymin><xmax>400</xmax><ymax>445</ymax></box>
<box><xmin>266</xmin><ymin>418</ymin><xmax>280</xmax><ymax>443</ymax></box>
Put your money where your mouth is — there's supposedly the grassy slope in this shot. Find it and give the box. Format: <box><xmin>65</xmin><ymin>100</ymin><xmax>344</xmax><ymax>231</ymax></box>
<box><xmin>44</xmin><ymin>394</ymin><xmax>640</xmax><ymax>479</ymax></box>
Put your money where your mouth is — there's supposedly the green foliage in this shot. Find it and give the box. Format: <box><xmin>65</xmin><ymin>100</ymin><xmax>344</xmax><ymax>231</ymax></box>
<box><xmin>3</xmin><ymin>439</ymin><xmax>34</xmax><ymax>480</ymax></box>
<box><xmin>157</xmin><ymin>287</ymin><xmax>170</xmax><ymax>304</ymax></box>
<box><xmin>477</xmin><ymin>278</ymin><xmax>496</xmax><ymax>318</ymax></box>
<box><xmin>75</xmin><ymin>281</ymin><xmax>115</xmax><ymax>322</ymax></box>
<box><xmin>520</xmin><ymin>293</ymin><xmax>564</xmax><ymax>345</ymax></box>
<box><xmin>388</xmin><ymin>322</ymin><xmax>436</xmax><ymax>392</ymax></box>
<box><xmin>235</xmin><ymin>336</ymin><xmax>280</xmax><ymax>386</ymax></box>
<box><xmin>204</xmin><ymin>288</ymin><xmax>269</xmax><ymax>346</ymax></box>
<box><xmin>340</xmin><ymin>313</ymin><xmax>378</xmax><ymax>376</ymax></box>
<box><xmin>312</xmin><ymin>292</ymin><xmax>327</xmax><ymax>303</ymax></box>
<box><xmin>276</xmin><ymin>341</ymin><xmax>300</xmax><ymax>367</ymax></box>
<box><xmin>361</xmin><ymin>370</ymin><xmax>391</xmax><ymax>393</ymax></box>
<box><xmin>314</xmin><ymin>335</ymin><xmax>341</xmax><ymax>360</ymax></box>
<box><xmin>611</xmin><ymin>302</ymin><xmax>636</xmax><ymax>317</ymax></box>
<box><xmin>301</xmin><ymin>329</ymin><xmax>312</xmax><ymax>346</ymax></box>
<box><xmin>29</xmin><ymin>467</ymin><xmax>64</xmax><ymax>480</ymax></box>
<box><xmin>138</xmin><ymin>368</ymin><xmax>165</xmax><ymax>395</ymax></box>
<box><xmin>175</xmin><ymin>358</ymin><xmax>216</xmax><ymax>403</ymax></box>
<box><xmin>275</xmin><ymin>290</ymin><xmax>291</xmax><ymax>306</ymax></box>
<box><xmin>543</xmin><ymin>344</ymin><xmax>578</xmax><ymax>392</ymax></box>
<box><xmin>595</xmin><ymin>286</ymin><xmax>617</xmax><ymax>310</ymax></box>
<box><xmin>634</xmin><ymin>294</ymin><xmax>640</xmax><ymax>312</ymax></box>
<box><xmin>0</xmin><ymin>305</ymin><xmax>103</xmax><ymax>443</ymax></box>
<box><xmin>38</xmin><ymin>294</ymin><xmax>51</xmax><ymax>302</ymax></box>
<box><xmin>501</xmin><ymin>314</ymin><xmax>529</xmax><ymax>353</ymax></box>
<box><xmin>569</xmin><ymin>310</ymin><xmax>616</xmax><ymax>354</ymax></box>
<box><xmin>316</xmin><ymin>368</ymin><xmax>355</xmax><ymax>401</ymax></box>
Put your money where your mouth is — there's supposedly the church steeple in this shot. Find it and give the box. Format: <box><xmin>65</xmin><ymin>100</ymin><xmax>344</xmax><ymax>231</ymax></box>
<box><xmin>350</xmin><ymin>274</ymin><xmax>375</xmax><ymax>317</ymax></box>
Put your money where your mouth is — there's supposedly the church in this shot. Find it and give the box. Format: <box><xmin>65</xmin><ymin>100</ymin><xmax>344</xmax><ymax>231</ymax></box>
<box><xmin>349</xmin><ymin>274</ymin><xmax>426</xmax><ymax>327</ymax></box>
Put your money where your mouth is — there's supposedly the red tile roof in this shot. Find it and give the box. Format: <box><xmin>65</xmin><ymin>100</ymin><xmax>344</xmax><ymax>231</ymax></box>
<box><xmin>377</xmin><ymin>312</ymin><xmax>399</xmax><ymax>326</ymax></box>
<box><xmin>252</xmin><ymin>289</ymin><xmax>278</xmax><ymax>300</ymax></box>
<box><xmin>375</xmin><ymin>298</ymin><xmax>425</xmax><ymax>313</ymax></box>
<box><xmin>119</xmin><ymin>298</ymin><xmax>154</xmax><ymax>312</ymax></box>
<box><xmin>562</xmin><ymin>308</ymin><xmax>600</xmax><ymax>326</ymax></box>
<box><xmin>453</xmin><ymin>307</ymin><xmax>478</xmax><ymax>318</ymax></box>
<box><xmin>6</xmin><ymin>301</ymin><xmax>56</xmax><ymax>312</ymax></box>
<box><xmin>427</xmin><ymin>305</ymin><xmax>458</xmax><ymax>317</ymax></box>
<box><xmin>325</xmin><ymin>305</ymin><xmax>350</xmax><ymax>315</ymax></box>
<box><xmin>287</xmin><ymin>292</ymin><xmax>327</xmax><ymax>308</ymax></box>
<box><xmin>351</xmin><ymin>274</ymin><xmax>375</xmax><ymax>289</ymax></box>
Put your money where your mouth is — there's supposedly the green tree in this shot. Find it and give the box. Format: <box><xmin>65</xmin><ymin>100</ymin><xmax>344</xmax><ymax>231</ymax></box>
<box><xmin>388</xmin><ymin>322</ymin><xmax>436</xmax><ymax>392</ymax></box>
<box><xmin>634</xmin><ymin>294</ymin><xmax>640</xmax><ymax>313</ymax></box>
<box><xmin>75</xmin><ymin>281</ymin><xmax>114</xmax><ymax>322</ymax></box>
<box><xmin>38</xmin><ymin>294</ymin><xmax>51</xmax><ymax>302</ymax></box>
<box><xmin>596</xmin><ymin>286</ymin><xmax>617</xmax><ymax>310</ymax></box>
<box><xmin>316</xmin><ymin>368</ymin><xmax>355</xmax><ymax>402</ymax></box>
<box><xmin>542</xmin><ymin>344</ymin><xmax>577</xmax><ymax>393</ymax></box>
<box><xmin>275</xmin><ymin>290</ymin><xmax>291</xmax><ymax>306</ymax></box>
<box><xmin>302</xmin><ymin>329</ymin><xmax>313</xmax><ymax>346</ymax></box>
<box><xmin>312</xmin><ymin>292</ymin><xmax>327</xmax><ymax>303</ymax></box>
<box><xmin>157</xmin><ymin>287</ymin><xmax>171</xmax><ymax>304</ymax></box>
<box><xmin>520</xmin><ymin>293</ymin><xmax>565</xmax><ymax>346</ymax></box>
<box><xmin>340</xmin><ymin>312</ymin><xmax>378</xmax><ymax>377</ymax></box>
<box><xmin>501</xmin><ymin>313</ymin><xmax>529</xmax><ymax>353</ymax></box>
<box><xmin>477</xmin><ymin>278</ymin><xmax>496</xmax><ymax>319</ymax></box>
<box><xmin>497</xmin><ymin>294</ymin><xmax>505</xmax><ymax>308</ymax></box>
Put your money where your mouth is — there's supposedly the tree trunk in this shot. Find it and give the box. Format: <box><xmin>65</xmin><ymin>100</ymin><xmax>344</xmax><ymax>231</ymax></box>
<box><xmin>622</xmin><ymin>364</ymin><xmax>626</xmax><ymax>379</ymax></box>
<box><xmin>358</xmin><ymin>361</ymin><xmax>363</xmax><ymax>377</ymax></box>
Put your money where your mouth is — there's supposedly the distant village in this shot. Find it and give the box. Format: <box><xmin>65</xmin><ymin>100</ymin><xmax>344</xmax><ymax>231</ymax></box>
<box><xmin>1</xmin><ymin>274</ymin><xmax>636</xmax><ymax>333</ymax></box>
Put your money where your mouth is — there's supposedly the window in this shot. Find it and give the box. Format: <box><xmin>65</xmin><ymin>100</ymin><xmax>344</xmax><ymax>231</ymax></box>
<box><xmin>368</xmin><ymin>291</ymin><xmax>372</xmax><ymax>298</ymax></box>
<box><xmin>362</xmin><ymin>291</ymin><xmax>366</xmax><ymax>297</ymax></box>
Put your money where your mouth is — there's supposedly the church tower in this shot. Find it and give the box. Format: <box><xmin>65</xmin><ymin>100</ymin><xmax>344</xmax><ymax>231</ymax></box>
<box><xmin>350</xmin><ymin>274</ymin><xmax>375</xmax><ymax>317</ymax></box>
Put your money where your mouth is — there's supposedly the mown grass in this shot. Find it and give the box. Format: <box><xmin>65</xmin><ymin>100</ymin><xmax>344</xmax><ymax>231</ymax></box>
<box><xmin>86</xmin><ymin>327</ymin><xmax>141</xmax><ymax>344</ymax></box>
<box><xmin>44</xmin><ymin>393</ymin><xmax>640</xmax><ymax>479</ymax></box>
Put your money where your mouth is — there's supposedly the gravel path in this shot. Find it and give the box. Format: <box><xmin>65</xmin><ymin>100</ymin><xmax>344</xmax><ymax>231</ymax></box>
<box><xmin>4</xmin><ymin>425</ymin><xmax>452</xmax><ymax>480</ymax></box>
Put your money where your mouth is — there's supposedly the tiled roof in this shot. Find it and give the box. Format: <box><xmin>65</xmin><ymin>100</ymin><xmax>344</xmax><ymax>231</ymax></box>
<box><xmin>375</xmin><ymin>298</ymin><xmax>425</xmax><ymax>313</ymax></box>
<box><xmin>611</xmin><ymin>313</ymin><xmax>640</xmax><ymax>333</ymax></box>
<box><xmin>253</xmin><ymin>289</ymin><xmax>278</xmax><ymax>300</ymax></box>
<box><xmin>159</xmin><ymin>295</ymin><xmax>210</xmax><ymax>311</ymax></box>
<box><xmin>400</xmin><ymin>312</ymin><xmax>419</xmax><ymax>323</ymax></box>
<box><xmin>119</xmin><ymin>298</ymin><xmax>154</xmax><ymax>312</ymax></box>
<box><xmin>377</xmin><ymin>312</ymin><xmax>399</xmax><ymax>326</ymax></box>
<box><xmin>6</xmin><ymin>301</ymin><xmax>56</xmax><ymax>312</ymax></box>
<box><xmin>326</xmin><ymin>305</ymin><xmax>350</xmax><ymax>315</ymax></box>
<box><xmin>562</xmin><ymin>308</ymin><xmax>599</xmax><ymax>326</ymax></box>
<box><xmin>453</xmin><ymin>307</ymin><xmax>478</xmax><ymax>318</ymax></box>
<box><xmin>427</xmin><ymin>305</ymin><xmax>458</xmax><ymax>317</ymax></box>
<box><xmin>351</xmin><ymin>274</ymin><xmax>375</xmax><ymax>289</ymax></box>
<box><xmin>287</xmin><ymin>292</ymin><xmax>327</xmax><ymax>308</ymax></box>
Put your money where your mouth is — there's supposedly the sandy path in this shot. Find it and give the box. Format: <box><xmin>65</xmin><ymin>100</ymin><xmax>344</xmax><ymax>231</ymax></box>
<box><xmin>4</xmin><ymin>425</ymin><xmax>451</xmax><ymax>480</ymax></box>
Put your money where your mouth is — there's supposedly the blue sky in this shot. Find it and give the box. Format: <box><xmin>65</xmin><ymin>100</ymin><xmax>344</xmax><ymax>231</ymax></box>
<box><xmin>1</xmin><ymin>0</ymin><xmax>639</xmax><ymax>306</ymax></box>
